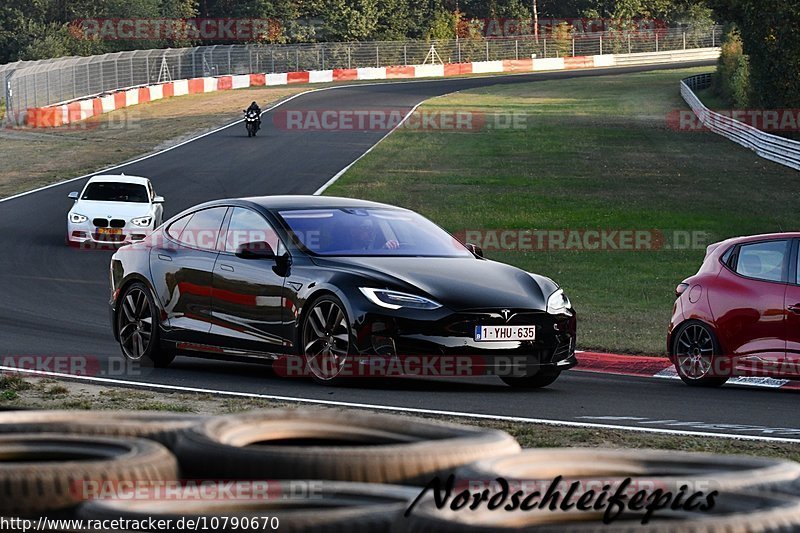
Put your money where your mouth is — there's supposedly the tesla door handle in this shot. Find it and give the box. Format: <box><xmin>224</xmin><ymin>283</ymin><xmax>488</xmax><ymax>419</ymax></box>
<box><xmin>157</xmin><ymin>254</ymin><xmax>172</xmax><ymax>262</ymax></box>
<box><xmin>220</xmin><ymin>264</ymin><xmax>234</xmax><ymax>272</ymax></box>
<box><xmin>789</xmin><ymin>304</ymin><xmax>800</xmax><ymax>314</ymax></box>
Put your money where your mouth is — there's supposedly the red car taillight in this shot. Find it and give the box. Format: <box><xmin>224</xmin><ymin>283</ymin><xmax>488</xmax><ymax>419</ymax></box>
<box><xmin>675</xmin><ymin>283</ymin><xmax>690</xmax><ymax>298</ymax></box>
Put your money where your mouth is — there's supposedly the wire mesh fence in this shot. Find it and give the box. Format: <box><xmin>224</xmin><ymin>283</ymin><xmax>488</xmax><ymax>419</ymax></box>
<box><xmin>3</xmin><ymin>26</ymin><xmax>721</xmax><ymax>116</ymax></box>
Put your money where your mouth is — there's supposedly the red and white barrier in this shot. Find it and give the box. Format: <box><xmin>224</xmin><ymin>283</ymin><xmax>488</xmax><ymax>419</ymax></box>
<box><xmin>24</xmin><ymin>47</ymin><xmax>720</xmax><ymax>128</ymax></box>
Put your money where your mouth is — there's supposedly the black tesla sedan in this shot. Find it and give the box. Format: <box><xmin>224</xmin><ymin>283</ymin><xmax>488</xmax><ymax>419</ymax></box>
<box><xmin>110</xmin><ymin>196</ymin><xmax>577</xmax><ymax>388</ymax></box>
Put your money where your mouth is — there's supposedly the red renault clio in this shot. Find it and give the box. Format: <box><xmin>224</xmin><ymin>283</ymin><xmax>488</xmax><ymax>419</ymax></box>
<box><xmin>669</xmin><ymin>233</ymin><xmax>800</xmax><ymax>386</ymax></box>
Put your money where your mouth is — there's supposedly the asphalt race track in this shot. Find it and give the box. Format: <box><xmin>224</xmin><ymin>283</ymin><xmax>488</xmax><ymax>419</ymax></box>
<box><xmin>3</xmin><ymin>61</ymin><xmax>797</xmax><ymax>441</ymax></box>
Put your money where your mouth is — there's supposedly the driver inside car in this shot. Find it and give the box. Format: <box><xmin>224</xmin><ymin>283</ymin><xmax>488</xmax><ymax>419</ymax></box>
<box><xmin>348</xmin><ymin>218</ymin><xmax>400</xmax><ymax>250</ymax></box>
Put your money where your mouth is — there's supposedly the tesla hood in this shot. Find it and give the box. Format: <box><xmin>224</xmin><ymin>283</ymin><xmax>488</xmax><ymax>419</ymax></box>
<box><xmin>314</xmin><ymin>256</ymin><xmax>556</xmax><ymax>310</ymax></box>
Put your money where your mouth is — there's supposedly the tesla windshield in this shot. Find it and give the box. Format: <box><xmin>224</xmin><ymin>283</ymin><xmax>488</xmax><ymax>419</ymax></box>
<box><xmin>81</xmin><ymin>182</ymin><xmax>149</xmax><ymax>203</ymax></box>
<box><xmin>278</xmin><ymin>208</ymin><xmax>472</xmax><ymax>257</ymax></box>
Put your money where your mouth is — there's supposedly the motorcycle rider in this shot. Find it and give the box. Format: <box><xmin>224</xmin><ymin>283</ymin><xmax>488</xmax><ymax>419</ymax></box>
<box><xmin>244</xmin><ymin>101</ymin><xmax>261</xmax><ymax>131</ymax></box>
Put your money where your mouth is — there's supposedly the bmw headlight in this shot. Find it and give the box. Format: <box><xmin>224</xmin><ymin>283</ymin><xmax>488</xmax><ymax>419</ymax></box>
<box><xmin>69</xmin><ymin>213</ymin><xmax>88</xmax><ymax>224</ymax></box>
<box><xmin>360</xmin><ymin>288</ymin><xmax>442</xmax><ymax>310</ymax></box>
<box><xmin>546</xmin><ymin>288</ymin><xmax>572</xmax><ymax>315</ymax></box>
<box><xmin>131</xmin><ymin>216</ymin><xmax>153</xmax><ymax>227</ymax></box>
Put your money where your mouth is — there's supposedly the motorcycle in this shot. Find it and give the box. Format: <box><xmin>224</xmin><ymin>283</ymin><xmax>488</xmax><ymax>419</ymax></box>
<box><xmin>244</xmin><ymin>109</ymin><xmax>260</xmax><ymax>137</ymax></box>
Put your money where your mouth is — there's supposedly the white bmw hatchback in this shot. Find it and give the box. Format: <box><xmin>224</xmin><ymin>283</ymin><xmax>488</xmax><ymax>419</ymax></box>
<box><xmin>66</xmin><ymin>175</ymin><xmax>164</xmax><ymax>247</ymax></box>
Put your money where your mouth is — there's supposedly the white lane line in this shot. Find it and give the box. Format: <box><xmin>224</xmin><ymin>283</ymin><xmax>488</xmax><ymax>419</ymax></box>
<box><xmin>0</xmin><ymin>79</ymin><xmax>468</xmax><ymax>205</ymax></box>
<box><xmin>314</xmin><ymin>97</ymin><xmax>437</xmax><ymax>195</ymax></box>
<box><xmin>1</xmin><ymin>62</ymin><xmax>706</xmax><ymax>205</ymax></box>
<box><xmin>1</xmin><ymin>365</ymin><xmax>798</xmax><ymax>444</ymax></box>
<box><xmin>0</xmin><ymin>86</ymin><xmax>337</xmax><ymax>204</ymax></box>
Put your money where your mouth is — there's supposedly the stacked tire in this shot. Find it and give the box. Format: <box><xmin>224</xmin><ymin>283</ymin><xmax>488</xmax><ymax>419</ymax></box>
<box><xmin>0</xmin><ymin>408</ymin><xmax>520</xmax><ymax>532</ymax></box>
<box><xmin>1</xmin><ymin>408</ymin><xmax>800</xmax><ymax>531</ymax></box>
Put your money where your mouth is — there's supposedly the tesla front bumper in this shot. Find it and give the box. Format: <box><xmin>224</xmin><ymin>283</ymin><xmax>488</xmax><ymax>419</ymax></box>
<box><xmin>350</xmin><ymin>308</ymin><xmax>578</xmax><ymax>378</ymax></box>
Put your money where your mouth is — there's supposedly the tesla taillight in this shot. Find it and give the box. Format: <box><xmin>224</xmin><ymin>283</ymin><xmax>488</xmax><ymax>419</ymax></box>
<box><xmin>675</xmin><ymin>283</ymin><xmax>690</xmax><ymax>297</ymax></box>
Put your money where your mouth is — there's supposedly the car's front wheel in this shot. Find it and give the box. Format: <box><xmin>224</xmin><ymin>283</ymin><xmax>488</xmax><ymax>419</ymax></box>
<box><xmin>301</xmin><ymin>295</ymin><xmax>352</xmax><ymax>386</ymax></box>
<box><xmin>116</xmin><ymin>282</ymin><xmax>175</xmax><ymax>368</ymax></box>
<box><xmin>501</xmin><ymin>370</ymin><xmax>561</xmax><ymax>389</ymax></box>
<box><xmin>673</xmin><ymin>320</ymin><xmax>728</xmax><ymax>387</ymax></box>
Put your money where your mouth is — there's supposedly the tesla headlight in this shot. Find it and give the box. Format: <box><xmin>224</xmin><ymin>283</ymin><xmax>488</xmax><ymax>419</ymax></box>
<box><xmin>131</xmin><ymin>216</ymin><xmax>153</xmax><ymax>227</ymax></box>
<box><xmin>69</xmin><ymin>213</ymin><xmax>88</xmax><ymax>224</ymax></box>
<box><xmin>547</xmin><ymin>288</ymin><xmax>572</xmax><ymax>315</ymax></box>
<box><xmin>359</xmin><ymin>288</ymin><xmax>442</xmax><ymax>310</ymax></box>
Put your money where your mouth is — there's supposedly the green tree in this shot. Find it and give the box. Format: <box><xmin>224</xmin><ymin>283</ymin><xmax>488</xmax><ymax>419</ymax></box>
<box><xmin>713</xmin><ymin>26</ymin><xmax>750</xmax><ymax>107</ymax></box>
<box><xmin>425</xmin><ymin>9</ymin><xmax>457</xmax><ymax>40</ymax></box>
<box><xmin>711</xmin><ymin>0</ymin><xmax>800</xmax><ymax>108</ymax></box>
<box><xmin>315</xmin><ymin>0</ymin><xmax>379</xmax><ymax>41</ymax></box>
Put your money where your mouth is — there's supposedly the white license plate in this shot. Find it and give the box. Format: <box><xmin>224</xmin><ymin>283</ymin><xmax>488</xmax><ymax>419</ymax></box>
<box><xmin>475</xmin><ymin>325</ymin><xmax>536</xmax><ymax>342</ymax></box>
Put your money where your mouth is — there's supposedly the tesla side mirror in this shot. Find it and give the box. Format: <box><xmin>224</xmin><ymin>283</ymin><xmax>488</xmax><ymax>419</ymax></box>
<box><xmin>153</xmin><ymin>196</ymin><xmax>165</xmax><ymax>204</ymax></box>
<box><xmin>465</xmin><ymin>243</ymin><xmax>484</xmax><ymax>258</ymax></box>
<box><xmin>236</xmin><ymin>241</ymin><xmax>276</xmax><ymax>260</ymax></box>
<box><xmin>68</xmin><ymin>192</ymin><xmax>79</xmax><ymax>200</ymax></box>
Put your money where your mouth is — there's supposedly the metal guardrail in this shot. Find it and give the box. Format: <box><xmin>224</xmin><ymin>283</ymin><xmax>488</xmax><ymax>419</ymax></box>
<box><xmin>681</xmin><ymin>73</ymin><xmax>800</xmax><ymax>172</ymax></box>
<box><xmin>1</xmin><ymin>26</ymin><xmax>721</xmax><ymax>116</ymax></box>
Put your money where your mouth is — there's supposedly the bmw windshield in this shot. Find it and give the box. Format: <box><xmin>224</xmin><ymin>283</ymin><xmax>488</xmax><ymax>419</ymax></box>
<box><xmin>81</xmin><ymin>182</ymin><xmax>149</xmax><ymax>203</ymax></box>
<box><xmin>278</xmin><ymin>208</ymin><xmax>472</xmax><ymax>257</ymax></box>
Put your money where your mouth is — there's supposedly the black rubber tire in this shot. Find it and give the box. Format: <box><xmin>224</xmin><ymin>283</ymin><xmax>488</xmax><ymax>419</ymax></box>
<box><xmin>301</xmin><ymin>294</ymin><xmax>354</xmax><ymax>387</ymax></box>
<box><xmin>672</xmin><ymin>320</ymin><xmax>728</xmax><ymax>387</ymax></box>
<box><xmin>398</xmin><ymin>490</ymin><xmax>800</xmax><ymax>532</ymax></box>
<box><xmin>116</xmin><ymin>282</ymin><xmax>175</xmax><ymax>368</ymax></box>
<box><xmin>0</xmin><ymin>434</ymin><xmax>178</xmax><ymax>517</ymax></box>
<box><xmin>456</xmin><ymin>448</ymin><xmax>800</xmax><ymax>494</ymax></box>
<box><xmin>174</xmin><ymin>408</ymin><xmax>521</xmax><ymax>485</ymax></box>
<box><xmin>0</xmin><ymin>410</ymin><xmax>207</xmax><ymax>450</ymax></box>
<box><xmin>500</xmin><ymin>370</ymin><xmax>561</xmax><ymax>389</ymax></box>
<box><xmin>78</xmin><ymin>481</ymin><xmax>418</xmax><ymax>533</ymax></box>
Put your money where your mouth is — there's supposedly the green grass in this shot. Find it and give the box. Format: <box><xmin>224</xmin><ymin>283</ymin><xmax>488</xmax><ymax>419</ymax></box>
<box><xmin>326</xmin><ymin>67</ymin><xmax>799</xmax><ymax>354</ymax></box>
<box><xmin>0</xmin><ymin>375</ymin><xmax>32</xmax><ymax>393</ymax></box>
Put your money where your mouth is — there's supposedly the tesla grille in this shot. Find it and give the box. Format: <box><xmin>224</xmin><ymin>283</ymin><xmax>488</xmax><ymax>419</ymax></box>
<box><xmin>93</xmin><ymin>218</ymin><xmax>108</xmax><ymax>228</ymax></box>
<box><xmin>110</xmin><ymin>219</ymin><xmax>126</xmax><ymax>228</ymax></box>
<box><xmin>446</xmin><ymin>312</ymin><xmax>547</xmax><ymax>335</ymax></box>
